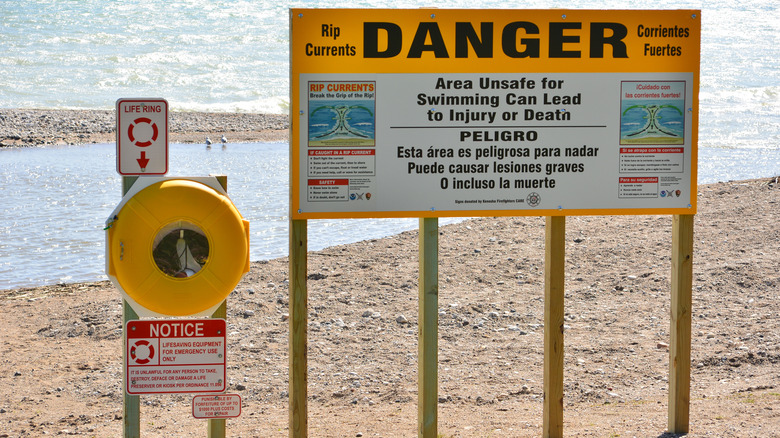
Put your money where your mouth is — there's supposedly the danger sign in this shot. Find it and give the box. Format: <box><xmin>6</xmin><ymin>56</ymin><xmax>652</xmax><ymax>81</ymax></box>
<box><xmin>125</xmin><ymin>319</ymin><xmax>226</xmax><ymax>395</ymax></box>
<box><xmin>290</xmin><ymin>9</ymin><xmax>700</xmax><ymax>219</ymax></box>
<box><xmin>116</xmin><ymin>97</ymin><xmax>168</xmax><ymax>175</ymax></box>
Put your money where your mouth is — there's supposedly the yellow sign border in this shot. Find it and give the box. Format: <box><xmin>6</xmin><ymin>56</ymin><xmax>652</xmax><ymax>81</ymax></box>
<box><xmin>290</xmin><ymin>9</ymin><xmax>701</xmax><ymax>219</ymax></box>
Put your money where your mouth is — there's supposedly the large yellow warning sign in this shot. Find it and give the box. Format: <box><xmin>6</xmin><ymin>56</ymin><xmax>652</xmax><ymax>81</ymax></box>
<box><xmin>290</xmin><ymin>9</ymin><xmax>701</xmax><ymax>219</ymax></box>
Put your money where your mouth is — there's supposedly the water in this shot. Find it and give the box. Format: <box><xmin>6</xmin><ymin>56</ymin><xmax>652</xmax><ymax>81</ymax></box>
<box><xmin>0</xmin><ymin>142</ymin><xmax>775</xmax><ymax>290</ymax></box>
<box><xmin>1</xmin><ymin>0</ymin><xmax>779</xmax><ymax>288</ymax></box>
<box><xmin>0</xmin><ymin>142</ymin><xmax>465</xmax><ymax>289</ymax></box>
<box><xmin>1</xmin><ymin>0</ymin><xmax>779</xmax><ymax>149</ymax></box>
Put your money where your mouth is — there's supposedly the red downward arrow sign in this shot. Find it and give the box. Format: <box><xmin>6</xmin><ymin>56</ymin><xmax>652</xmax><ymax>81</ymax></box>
<box><xmin>137</xmin><ymin>151</ymin><xmax>150</xmax><ymax>170</ymax></box>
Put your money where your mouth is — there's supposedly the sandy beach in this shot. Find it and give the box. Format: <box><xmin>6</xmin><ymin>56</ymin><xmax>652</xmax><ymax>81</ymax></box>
<box><xmin>0</xmin><ymin>109</ymin><xmax>779</xmax><ymax>437</ymax></box>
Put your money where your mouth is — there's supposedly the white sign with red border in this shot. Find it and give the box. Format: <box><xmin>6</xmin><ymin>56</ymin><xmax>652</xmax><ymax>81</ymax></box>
<box><xmin>125</xmin><ymin>319</ymin><xmax>226</xmax><ymax>395</ymax></box>
<box><xmin>116</xmin><ymin>97</ymin><xmax>169</xmax><ymax>175</ymax></box>
<box><xmin>192</xmin><ymin>394</ymin><xmax>242</xmax><ymax>419</ymax></box>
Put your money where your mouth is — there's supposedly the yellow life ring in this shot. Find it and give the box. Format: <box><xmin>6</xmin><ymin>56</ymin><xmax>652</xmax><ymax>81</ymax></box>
<box><xmin>107</xmin><ymin>179</ymin><xmax>249</xmax><ymax>316</ymax></box>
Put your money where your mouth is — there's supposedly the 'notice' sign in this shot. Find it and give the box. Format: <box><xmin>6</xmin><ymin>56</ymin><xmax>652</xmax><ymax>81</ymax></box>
<box><xmin>116</xmin><ymin>97</ymin><xmax>169</xmax><ymax>175</ymax></box>
<box><xmin>125</xmin><ymin>319</ymin><xmax>226</xmax><ymax>395</ymax></box>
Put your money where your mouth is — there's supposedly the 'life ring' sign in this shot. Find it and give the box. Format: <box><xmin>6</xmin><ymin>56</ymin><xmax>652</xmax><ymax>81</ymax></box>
<box><xmin>116</xmin><ymin>98</ymin><xmax>168</xmax><ymax>175</ymax></box>
<box><xmin>106</xmin><ymin>176</ymin><xmax>250</xmax><ymax>316</ymax></box>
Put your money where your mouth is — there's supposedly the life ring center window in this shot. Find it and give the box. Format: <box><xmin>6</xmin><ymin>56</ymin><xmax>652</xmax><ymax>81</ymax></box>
<box><xmin>152</xmin><ymin>221</ymin><xmax>210</xmax><ymax>278</ymax></box>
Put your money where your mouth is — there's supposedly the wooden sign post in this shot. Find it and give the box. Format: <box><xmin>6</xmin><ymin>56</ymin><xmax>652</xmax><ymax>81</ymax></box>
<box><xmin>287</xmin><ymin>213</ymin><xmax>694</xmax><ymax>437</ymax></box>
<box><xmin>418</xmin><ymin>218</ymin><xmax>439</xmax><ymax>437</ymax></box>
<box><xmin>669</xmin><ymin>214</ymin><xmax>694</xmax><ymax>433</ymax></box>
<box><xmin>543</xmin><ymin>216</ymin><xmax>565</xmax><ymax>437</ymax></box>
<box><xmin>289</xmin><ymin>219</ymin><xmax>308</xmax><ymax>436</ymax></box>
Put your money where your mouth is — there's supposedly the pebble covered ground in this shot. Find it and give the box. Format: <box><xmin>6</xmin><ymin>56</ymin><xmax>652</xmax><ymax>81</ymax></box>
<box><xmin>0</xmin><ymin>108</ymin><xmax>289</xmax><ymax>147</ymax></box>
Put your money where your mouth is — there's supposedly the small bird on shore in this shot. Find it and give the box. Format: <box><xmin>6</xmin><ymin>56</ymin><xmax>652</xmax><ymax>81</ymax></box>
<box><xmin>206</xmin><ymin>137</ymin><xmax>212</xmax><ymax>148</ymax></box>
<box><xmin>221</xmin><ymin>134</ymin><xmax>227</xmax><ymax>145</ymax></box>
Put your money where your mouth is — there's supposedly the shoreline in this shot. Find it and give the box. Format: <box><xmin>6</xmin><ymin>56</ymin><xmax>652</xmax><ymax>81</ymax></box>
<box><xmin>2</xmin><ymin>176</ymin><xmax>778</xmax><ymax>294</ymax></box>
<box><xmin>1</xmin><ymin>107</ymin><xmax>779</xmax><ymax>436</ymax></box>
<box><xmin>0</xmin><ymin>108</ymin><xmax>290</xmax><ymax>147</ymax></box>
<box><xmin>0</xmin><ymin>177</ymin><xmax>778</xmax><ymax>436</ymax></box>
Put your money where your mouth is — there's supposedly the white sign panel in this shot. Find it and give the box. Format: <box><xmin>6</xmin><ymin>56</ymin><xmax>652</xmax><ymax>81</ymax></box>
<box><xmin>125</xmin><ymin>319</ymin><xmax>226</xmax><ymax>395</ymax></box>
<box><xmin>116</xmin><ymin>98</ymin><xmax>168</xmax><ymax>175</ymax></box>
<box><xmin>192</xmin><ymin>394</ymin><xmax>242</xmax><ymax>419</ymax></box>
<box><xmin>296</xmin><ymin>73</ymin><xmax>694</xmax><ymax>216</ymax></box>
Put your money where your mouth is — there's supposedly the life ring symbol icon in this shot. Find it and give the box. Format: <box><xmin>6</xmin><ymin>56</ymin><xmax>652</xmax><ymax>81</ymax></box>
<box><xmin>130</xmin><ymin>339</ymin><xmax>155</xmax><ymax>365</ymax></box>
<box><xmin>106</xmin><ymin>178</ymin><xmax>250</xmax><ymax>316</ymax></box>
<box><xmin>127</xmin><ymin>117</ymin><xmax>159</xmax><ymax>147</ymax></box>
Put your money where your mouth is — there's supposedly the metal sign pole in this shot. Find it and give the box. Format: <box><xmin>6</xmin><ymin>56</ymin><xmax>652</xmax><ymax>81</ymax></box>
<box><xmin>122</xmin><ymin>176</ymin><xmax>141</xmax><ymax>438</ymax></box>
<box><xmin>209</xmin><ymin>175</ymin><xmax>229</xmax><ymax>438</ymax></box>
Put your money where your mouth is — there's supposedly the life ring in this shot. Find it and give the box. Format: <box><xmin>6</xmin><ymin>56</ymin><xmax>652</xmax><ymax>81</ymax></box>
<box><xmin>107</xmin><ymin>179</ymin><xmax>249</xmax><ymax>316</ymax></box>
<box><xmin>127</xmin><ymin>117</ymin><xmax>158</xmax><ymax>147</ymax></box>
<box><xmin>130</xmin><ymin>339</ymin><xmax>155</xmax><ymax>364</ymax></box>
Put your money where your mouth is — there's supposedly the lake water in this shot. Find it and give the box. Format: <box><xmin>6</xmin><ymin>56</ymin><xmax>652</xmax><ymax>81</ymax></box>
<box><xmin>1</xmin><ymin>0</ymin><xmax>779</xmax><ymax>288</ymax></box>
<box><xmin>1</xmin><ymin>0</ymin><xmax>778</xmax><ymax>150</ymax></box>
<box><xmin>1</xmin><ymin>142</ymin><xmax>777</xmax><ymax>290</ymax></box>
<box><xmin>0</xmin><ymin>142</ymin><xmax>466</xmax><ymax>289</ymax></box>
